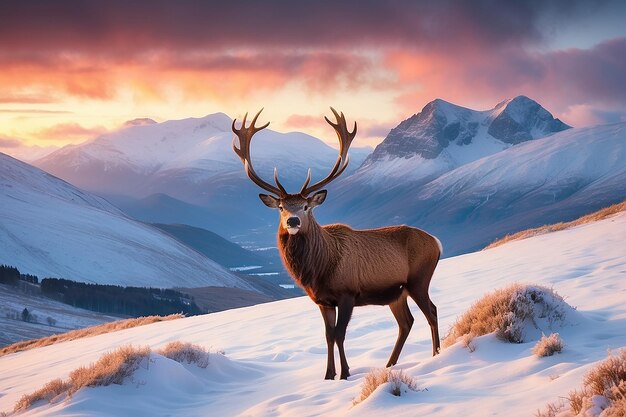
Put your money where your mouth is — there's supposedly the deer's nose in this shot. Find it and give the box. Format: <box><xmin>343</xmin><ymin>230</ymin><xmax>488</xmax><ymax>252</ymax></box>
<box><xmin>286</xmin><ymin>217</ymin><xmax>301</xmax><ymax>228</ymax></box>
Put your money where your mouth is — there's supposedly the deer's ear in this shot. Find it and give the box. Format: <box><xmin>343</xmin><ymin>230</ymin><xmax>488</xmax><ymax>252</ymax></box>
<box><xmin>308</xmin><ymin>190</ymin><xmax>327</xmax><ymax>208</ymax></box>
<box><xmin>259</xmin><ymin>194</ymin><xmax>280</xmax><ymax>208</ymax></box>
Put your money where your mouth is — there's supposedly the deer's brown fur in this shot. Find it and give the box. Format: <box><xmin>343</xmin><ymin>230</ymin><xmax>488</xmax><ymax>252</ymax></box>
<box><xmin>279</xmin><ymin>222</ymin><xmax>440</xmax><ymax>307</ymax></box>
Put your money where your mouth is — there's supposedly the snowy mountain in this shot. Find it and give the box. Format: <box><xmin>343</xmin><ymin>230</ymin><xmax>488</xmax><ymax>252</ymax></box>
<box><xmin>358</xmin><ymin>96</ymin><xmax>570</xmax><ymax>184</ymax></box>
<box><xmin>323</xmin><ymin>121</ymin><xmax>626</xmax><ymax>256</ymax></box>
<box><xmin>1</xmin><ymin>210</ymin><xmax>624</xmax><ymax>417</ymax></box>
<box><xmin>35</xmin><ymin>113</ymin><xmax>372</xmax><ymax>201</ymax></box>
<box><xmin>33</xmin><ymin>113</ymin><xmax>371</xmax><ymax>243</ymax></box>
<box><xmin>0</xmin><ymin>153</ymin><xmax>251</xmax><ymax>289</ymax></box>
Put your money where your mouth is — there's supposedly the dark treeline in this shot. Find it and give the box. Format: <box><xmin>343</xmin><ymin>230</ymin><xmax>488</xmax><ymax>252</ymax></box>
<box><xmin>1</xmin><ymin>264</ymin><xmax>203</xmax><ymax>317</ymax></box>
<box><xmin>41</xmin><ymin>278</ymin><xmax>203</xmax><ymax>316</ymax></box>
<box><xmin>0</xmin><ymin>265</ymin><xmax>38</xmax><ymax>285</ymax></box>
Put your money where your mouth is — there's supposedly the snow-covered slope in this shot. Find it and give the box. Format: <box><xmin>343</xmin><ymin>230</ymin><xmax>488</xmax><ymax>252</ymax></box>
<box><xmin>324</xmin><ymin>122</ymin><xmax>626</xmax><ymax>256</ymax></box>
<box><xmin>0</xmin><ymin>153</ymin><xmax>251</xmax><ymax>289</ymax></box>
<box><xmin>359</xmin><ymin>95</ymin><xmax>570</xmax><ymax>184</ymax></box>
<box><xmin>0</xmin><ymin>283</ymin><xmax>118</xmax><ymax>347</ymax></box>
<box><xmin>1</xmin><ymin>209</ymin><xmax>624</xmax><ymax>417</ymax></box>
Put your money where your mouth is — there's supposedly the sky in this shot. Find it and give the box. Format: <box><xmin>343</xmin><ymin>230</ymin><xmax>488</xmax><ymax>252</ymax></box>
<box><xmin>0</xmin><ymin>0</ymin><xmax>625</xmax><ymax>157</ymax></box>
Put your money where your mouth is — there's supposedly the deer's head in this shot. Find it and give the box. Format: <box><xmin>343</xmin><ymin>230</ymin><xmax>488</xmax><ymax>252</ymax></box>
<box><xmin>233</xmin><ymin>108</ymin><xmax>356</xmax><ymax>235</ymax></box>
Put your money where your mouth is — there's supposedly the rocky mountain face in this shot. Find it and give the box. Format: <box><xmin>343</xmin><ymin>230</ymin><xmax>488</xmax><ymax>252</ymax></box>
<box><xmin>362</xmin><ymin>96</ymin><xmax>570</xmax><ymax>166</ymax></box>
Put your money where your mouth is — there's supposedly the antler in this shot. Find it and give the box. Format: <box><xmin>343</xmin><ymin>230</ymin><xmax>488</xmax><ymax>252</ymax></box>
<box><xmin>300</xmin><ymin>107</ymin><xmax>357</xmax><ymax>196</ymax></box>
<box><xmin>232</xmin><ymin>109</ymin><xmax>287</xmax><ymax>196</ymax></box>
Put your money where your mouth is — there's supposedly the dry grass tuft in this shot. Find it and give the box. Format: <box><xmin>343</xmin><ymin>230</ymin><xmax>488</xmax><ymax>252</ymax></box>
<box><xmin>13</xmin><ymin>341</ymin><xmax>213</xmax><ymax>413</ymax></box>
<box><xmin>67</xmin><ymin>345</ymin><xmax>151</xmax><ymax>394</ymax></box>
<box><xmin>159</xmin><ymin>341</ymin><xmax>210</xmax><ymax>368</ymax></box>
<box><xmin>533</xmin><ymin>333</ymin><xmax>564</xmax><ymax>357</ymax></box>
<box><xmin>353</xmin><ymin>368</ymin><xmax>418</xmax><ymax>405</ymax></box>
<box><xmin>13</xmin><ymin>379</ymin><xmax>70</xmax><ymax>412</ymax></box>
<box><xmin>485</xmin><ymin>200</ymin><xmax>626</xmax><ymax>250</ymax></box>
<box><xmin>443</xmin><ymin>284</ymin><xmax>567</xmax><ymax>348</ymax></box>
<box><xmin>14</xmin><ymin>345</ymin><xmax>150</xmax><ymax>413</ymax></box>
<box><xmin>0</xmin><ymin>314</ymin><xmax>183</xmax><ymax>357</ymax></box>
<box><xmin>539</xmin><ymin>349</ymin><xmax>626</xmax><ymax>417</ymax></box>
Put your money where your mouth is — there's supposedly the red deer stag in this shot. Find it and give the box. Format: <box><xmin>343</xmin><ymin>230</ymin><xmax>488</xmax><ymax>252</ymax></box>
<box><xmin>233</xmin><ymin>108</ymin><xmax>441</xmax><ymax>380</ymax></box>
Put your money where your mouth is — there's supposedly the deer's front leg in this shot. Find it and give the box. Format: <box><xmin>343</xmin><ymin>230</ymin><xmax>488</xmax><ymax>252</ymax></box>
<box><xmin>319</xmin><ymin>305</ymin><xmax>336</xmax><ymax>380</ymax></box>
<box><xmin>335</xmin><ymin>296</ymin><xmax>355</xmax><ymax>380</ymax></box>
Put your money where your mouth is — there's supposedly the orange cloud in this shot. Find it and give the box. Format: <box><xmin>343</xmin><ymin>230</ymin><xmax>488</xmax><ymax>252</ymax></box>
<box><xmin>36</xmin><ymin>123</ymin><xmax>107</xmax><ymax>141</ymax></box>
<box><xmin>284</xmin><ymin>114</ymin><xmax>321</xmax><ymax>131</ymax></box>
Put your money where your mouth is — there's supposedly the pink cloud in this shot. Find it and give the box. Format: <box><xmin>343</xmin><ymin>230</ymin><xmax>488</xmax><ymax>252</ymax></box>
<box><xmin>36</xmin><ymin>123</ymin><xmax>107</xmax><ymax>141</ymax></box>
<box><xmin>0</xmin><ymin>136</ymin><xmax>21</xmax><ymax>148</ymax></box>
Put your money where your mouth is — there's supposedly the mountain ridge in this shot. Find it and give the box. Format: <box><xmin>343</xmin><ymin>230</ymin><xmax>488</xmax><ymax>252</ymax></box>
<box><xmin>362</xmin><ymin>95</ymin><xmax>570</xmax><ymax>168</ymax></box>
<box><xmin>323</xmin><ymin>121</ymin><xmax>626</xmax><ymax>256</ymax></box>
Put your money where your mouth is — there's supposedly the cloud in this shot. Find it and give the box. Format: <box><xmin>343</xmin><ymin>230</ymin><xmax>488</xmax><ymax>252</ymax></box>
<box><xmin>0</xmin><ymin>136</ymin><xmax>21</xmax><ymax>148</ymax></box>
<box><xmin>1</xmin><ymin>1</ymin><xmax>624</xmax><ymax>137</ymax></box>
<box><xmin>0</xmin><ymin>1</ymin><xmax>545</xmax><ymax>52</ymax></box>
<box><xmin>560</xmin><ymin>104</ymin><xmax>626</xmax><ymax>127</ymax></box>
<box><xmin>359</xmin><ymin>122</ymin><xmax>394</xmax><ymax>139</ymax></box>
<box><xmin>0</xmin><ymin>93</ymin><xmax>56</xmax><ymax>104</ymax></box>
<box><xmin>36</xmin><ymin>123</ymin><xmax>107</xmax><ymax>141</ymax></box>
<box><xmin>0</xmin><ymin>109</ymin><xmax>72</xmax><ymax>114</ymax></box>
<box><xmin>285</xmin><ymin>113</ymin><xmax>393</xmax><ymax>146</ymax></box>
<box><xmin>284</xmin><ymin>114</ymin><xmax>322</xmax><ymax>131</ymax></box>
<box><xmin>386</xmin><ymin>37</ymin><xmax>626</xmax><ymax>124</ymax></box>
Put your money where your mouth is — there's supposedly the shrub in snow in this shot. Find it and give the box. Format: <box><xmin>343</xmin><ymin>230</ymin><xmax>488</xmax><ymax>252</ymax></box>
<box><xmin>13</xmin><ymin>379</ymin><xmax>70</xmax><ymax>412</ymax></box>
<box><xmin>13</xmin><ymin>345</ymin><xmax>150</xmax><ymax>413</ymax></box>
<box><xmin>68</xmin><ymin>345</ymin><xmax>151</xmax><ymax>392</ymax></box>
<box><xmin>159</xmin><ymin>341</ymin><xmax>210</xmax><ymax>368</ymax></box>
<box><xmin>533</xmin><ymin>333</ymin><xmax>564</xmax><ymax>357</ymax></box>
<box><xmin>537</xmin><ymin>349</ymin><xmax>626</xmax><ymax>417</ymax></box>
<box><xmin>443</xmin><ymin>284</ymin><xmax>571</xmax><ymax>348</ymax></box>
<box><xmin>353</xmin><ymin>368</ymin><xmax>418</xmax><ymax>405</ymax></box>
<box><xmin>13</xmin><ymin>341</ymin><xmax>214</xmax><ymax>413</ymax></box>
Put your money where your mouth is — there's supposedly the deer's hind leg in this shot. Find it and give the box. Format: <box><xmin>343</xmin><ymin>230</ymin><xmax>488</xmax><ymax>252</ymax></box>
<box><xmin>386</xmin><ymin>291</ymin><xmax>414</xmax><ymax>367</ymax></box>
<box><xmin>408</xmin><ymin>286</ymin><xmax>440</xmax><ymax>356</ymax></box>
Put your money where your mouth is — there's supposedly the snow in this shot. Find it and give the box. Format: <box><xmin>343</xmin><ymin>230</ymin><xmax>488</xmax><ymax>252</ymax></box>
<box><xmin>355</xmin><ymin>96</ymin><xmax>568</xmax><ymax>186</ymax></box>
<box><xmin>353</xmin><ymin>111</ymin><xmax>508</xmax><ymax>185</ymax></box>
<box><xmin>0</xmin><ymin>283</ymin><xmax>118</xmax><ymax>347</ymax></box>
<box><xmin>419</xmin><ymin>122</ymin><xmax>626</xmax><ymax>200</ymax></box>
<box><xmin>34</xmin><ymin>113</ymin><xmax>373</xmax><ymax>196</ymax></box>
<box><xmin>0</xmin><ymin>153</ymin><xmax>251</xmax><ymax>289</ymax></box>
<box><xmin>1</xmin><ymin>211</ymin><xmax>625</xmax><ymax>416</ymax></box>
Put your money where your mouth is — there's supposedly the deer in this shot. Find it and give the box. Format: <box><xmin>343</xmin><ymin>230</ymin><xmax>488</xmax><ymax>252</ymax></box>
<box><xmin>232</xmin><ymin>108</ymin><xmax>441</xmax><ymax>380</ymax></box>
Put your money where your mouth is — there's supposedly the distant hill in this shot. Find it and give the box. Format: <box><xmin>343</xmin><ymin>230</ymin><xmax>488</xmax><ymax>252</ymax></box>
<box><xmin>151</xmin><ymin>223</ymin><xmax>271</xmax><ymax>269</ymax></box>
<box><xmin>0</xmin><ymin>153</ymin><xmax>251</xmax><ymax>289</ymax></box>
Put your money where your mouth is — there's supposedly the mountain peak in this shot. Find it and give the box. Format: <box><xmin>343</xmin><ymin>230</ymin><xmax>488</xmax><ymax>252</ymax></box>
<box><xmin>487</xmin><ymin>96</ymin><xmax>570</xmax><ymax>144</ymax></box>
<box><xmin>362</xmin><ymin>96</ymin><xmax>571</xmax><ymax>167</ymax></box>
<box><xmin>123</xmin><ymin>118</ymin><xmax>158</xmax><ymax>127</ymax></box>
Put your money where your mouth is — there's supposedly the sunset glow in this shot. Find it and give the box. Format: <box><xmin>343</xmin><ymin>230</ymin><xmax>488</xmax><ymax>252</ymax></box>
<box><xmin>1</xmin><ymin>1</ymin><xmax>625</xmax><ymax>157</ymax></box>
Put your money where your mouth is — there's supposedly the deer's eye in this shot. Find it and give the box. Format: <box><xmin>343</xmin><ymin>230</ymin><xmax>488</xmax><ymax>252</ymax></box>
<box><xmin>278</xmin><ymin>206</ymin><xmax>284</xmax><ymax>212</ymax></box>
<box><xmin>303</xmin><ymin>205</ymin><xmax>309</xmax><ymax>211</ymax></box>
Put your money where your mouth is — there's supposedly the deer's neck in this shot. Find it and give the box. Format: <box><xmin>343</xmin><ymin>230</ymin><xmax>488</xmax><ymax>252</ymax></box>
<box><xmin>278</xmin><ymin>219</ymin><xmax>334</xmax><ymax>289</ymax></box>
